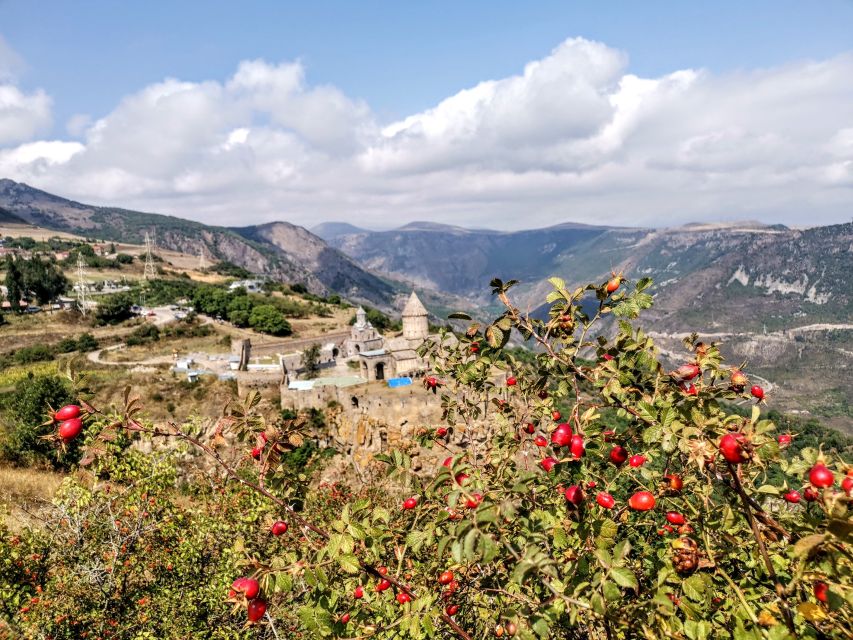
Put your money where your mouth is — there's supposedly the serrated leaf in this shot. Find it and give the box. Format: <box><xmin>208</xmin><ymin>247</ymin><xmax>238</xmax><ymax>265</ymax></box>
<box><xmin>610</xmin><ymin>567</ymin><xmax>638</xmax><ymax>591</ymax></box>
<box><xmin>682</xmin><ymin>574</ymin><xmax>707</xmax><ymax>601</ymax></box>
<box><xmin>337</xmin><ymin>554</ymin><xmax>360</xmax><ymax>574</ymax></box>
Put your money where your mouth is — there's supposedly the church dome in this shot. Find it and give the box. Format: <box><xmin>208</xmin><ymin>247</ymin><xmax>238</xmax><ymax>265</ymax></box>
<box><xmin>402</xmin><ymin>291</ymin><xmax>428</xmax><ymax>317</ymax></box>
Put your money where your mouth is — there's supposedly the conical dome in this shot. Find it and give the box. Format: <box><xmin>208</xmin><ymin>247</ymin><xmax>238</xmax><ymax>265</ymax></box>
<box><xmin>402</xmin><ymin>291</ymin><xmax>428</xmax><ymax>317</ymax></box>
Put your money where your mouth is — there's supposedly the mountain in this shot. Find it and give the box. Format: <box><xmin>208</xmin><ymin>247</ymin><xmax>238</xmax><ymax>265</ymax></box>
<box><xmin>311</xmin><ymin>221</ymin><xmax>368</xmax><ymax>241</ymax></box>
<box><xmin>324</xmin><ymin>218</ymin><xmax>853</xmax><ymax>431</ymax></box>
<box><xmin>0</xmin><ymin>206</ymin><xmax>27</xmax><ymax>225</ymax></box>
<box><xmin>323</xmin><ymin>219</ymin><xmax>851</xmax><ymax>326</ymax></box>
<box><xmin>0</xmin><ymin>179</ymin><xmax>394</xmax><ymax>306</ymax></box>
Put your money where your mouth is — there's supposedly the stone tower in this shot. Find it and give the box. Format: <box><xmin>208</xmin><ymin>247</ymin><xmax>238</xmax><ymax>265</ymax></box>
<box><xmin>355</xmin><ymin>306</ymin><xmax>368</xmax><ymax>328</ymax></box>
<box><xmin>402</xmin><ymin>291</ymin><xmax>429</xmax><ymax>341</ymax></box>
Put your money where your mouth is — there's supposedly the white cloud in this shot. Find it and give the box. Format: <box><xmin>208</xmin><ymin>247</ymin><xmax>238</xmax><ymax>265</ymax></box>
<box><xmin>0</xmin><ymin>38</ymin><xmax>852</xmax><ymax>229</ymax></box>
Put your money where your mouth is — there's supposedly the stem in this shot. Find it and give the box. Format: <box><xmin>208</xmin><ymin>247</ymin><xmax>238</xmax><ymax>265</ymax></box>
<box><xmin>727</xmin><ymin>463</ymin><xmax>796</xmax><ymax>636</ymax></box>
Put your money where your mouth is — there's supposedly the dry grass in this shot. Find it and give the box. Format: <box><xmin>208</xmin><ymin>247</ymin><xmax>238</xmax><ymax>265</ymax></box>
<box><xmin>0</xmin><ymin>466</ymin><xmax>64</xmax><ymax>506</ymax></box>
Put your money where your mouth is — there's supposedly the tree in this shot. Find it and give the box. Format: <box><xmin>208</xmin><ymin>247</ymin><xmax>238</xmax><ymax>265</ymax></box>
<box><xmin>94</xmin><ymin>292</ymin><xmax>134</xmax><ymax>325</ymax></box>
<box><xmin>4</xmin><ymin>255</ymin><xmax>25</xmax><ymax>312</ymax></box>
<box><xmin>249</xmin><ymin>304</ymin><xmax>292</xmax><ymax>336</ymax></box>
<box><xmin>302</xmin><ymin>343</ymin><xmax>322</xmax><ymax>379</ymax></box>
<box><xmin>20</xmin><ymin>256</ymin><xmax>68</xmax><ymax>304</ymax></box>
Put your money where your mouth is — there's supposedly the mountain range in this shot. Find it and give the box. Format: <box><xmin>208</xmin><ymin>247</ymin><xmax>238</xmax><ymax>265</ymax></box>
<box><xmin>0</xmin><ymin>179</ymin><xmax>395</xmax><ymax>307</ymax></box>
<box><xmin>1</xmin><ymin>179</ymin><xmax>850</xmax><ymax>430</ymax></box>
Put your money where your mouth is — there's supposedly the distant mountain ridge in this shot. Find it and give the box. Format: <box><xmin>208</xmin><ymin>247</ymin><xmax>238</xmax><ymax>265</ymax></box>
<box><xmin>320</xmin><ymin>217</ymin><xmax>852</xmax><ymax>330</ymax></box>
<box><xmin>0</xmin><ymin>179</ymin><xmax>394</xmax><ymax>306</ymax></box>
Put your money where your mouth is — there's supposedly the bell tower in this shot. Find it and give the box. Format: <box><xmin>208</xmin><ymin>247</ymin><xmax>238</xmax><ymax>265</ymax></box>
<box><xmin>402</xmin><ymin>291</ymin><xmax>429</xmax><ymax>341</ymax></box>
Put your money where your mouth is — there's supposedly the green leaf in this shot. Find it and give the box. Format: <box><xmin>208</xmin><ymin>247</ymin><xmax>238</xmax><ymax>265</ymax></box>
<box><xmin>610</xmin><ymin>567</ymin><xmax>638</xmax><ymax>591</ymax></box>
<box><xmin>337</xmin><ymin>554</ymin><xmax>360</xmax><ymax>574</ymax></box>
<box><xmin>682</xmin><ymin>574</ymin><xmax>707</xmax><ymax>601</ymax></box>
<box><xmin>448</xmin><ymin>312</ymin><xmax>472</xmax><ymax>320</ymax></box>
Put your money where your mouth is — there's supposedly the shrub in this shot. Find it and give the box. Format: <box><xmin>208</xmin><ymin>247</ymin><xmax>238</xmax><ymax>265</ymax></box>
<box><xmin>13</xmin><ymin>345</ymin><xmax>55</xmax><ymax>364</ymax></box>
<box><xmin>116</xmin><ymin>253</ymin><xmax>134</xmax><ymax>264</ymax></box>
<box><xmin>2</xmin><ymin>276</ymin><xmax>851</xmax><ymax>639</ymax></box>
<box><xmin>76</xmin><ymin>332</ymin><xmax>99</xmax><ymax>351</ymax></box>
<box><xmin>126</xmin><ymin>323</ymin><xmax>160</xmax><ymax>346</ymax></box>
<box><xmin>0</xmin><ymin>373</ymin><xmax>76</xmax><ymax>467</ymax></box>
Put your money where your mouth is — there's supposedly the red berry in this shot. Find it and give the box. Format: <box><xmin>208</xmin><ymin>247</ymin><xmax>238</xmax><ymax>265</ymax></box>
<box><xmin>270</xmin><ymin>521</ymin><xmax>288</xmax><ymax>536</ymax></box>
<box><xmin>674</xmin><ymin>363</ymin><xmax>701</xmax><ymax>381</ymax></box>
<box><xmin>665</xmin><ymin>512</ymin><xmax>685</xmax><ymax>525</ymax></box>
<box><xmin>628</xmin><ymin>491</ymin><xmax>655</xmax><ymax>511</ymax></box>
<box><xmin>340</xmin><ymin>613</ymin><xmax>350</xmax><ymax>624</ymax></box>
<box><xmin>506</xmin><ymin>376</ymin><xmax>517</xmax><ymax>386</ymax></box>
<box><xmin>596</xmin><ymin>492</ymin><xmax>615</xmax><ymax>509</ymax></box>
<box><xmin>436</xmin><ymin>427</ymin><xmax>448</xmax><ymax>438</ymax></box>
<box><xmin>750</xmin><ymin>385</ymin><xmax>765</xmax><ymax>400</ymax></box>
<box><xmin>803</xmin><ymin>487</ymin><xmax>820</xmax><ymax>502</ymax></box>
<box><xmin>538</xmin><ymin>390</ymin><xmax>549</xmax><ymax>399</ymax></box>
<box><xmin>377</xmin><ymin>566</ymin><xmax>388</xmax><ymax>575</ymax></box>
<box><xmin>534</xmin><ymin>435</ymin><xmax>547</xmax><ymax>447</ymax></box>
<box><xmin>778</xmin><ymin>434</ymin><xmax>792</xmax><ymax>447</ymax></box>
<box><xmin>808</xmin><ymin>464</ymin><xmax>835</xmax><ymax>488</ymax></box>
<box><xmin>602</xmin><ymin>430</ymin><xmax>616</xmax><ymax>442</ymax></box>
<box><xmin>602</xmin><ymin>353</ymin><xmax>614</xmax><ymax>361</ymax></box>
<box><xmin>609</xmin><ymin>446</ymin><xmax>628</xmax><ymax>466</ymax></box>
<box><xmin>465</xmin><ymin>493</ymin><xmax>483</xmax><ymax>509</ymax></box>
<box><xmin>540</xmin><ymin>457</ymin><xmax>558</xmax><ymax>473</ymax></box>
<box><xmin>58</xmin><ymin>418</ymin><xmax>83</xmax><ymax>442</ymax></box>
<box><xmin>564</xmin><ymin>485</ymin><xmax>584</xmax><ymax>506</ymax></box>
<box><xmin>470</xmin><ymin>343</ymin><xmax>479</xmax><ymax>353</ymax></box>
<box><xmin>814</xmin><ymin>581</ymin><xmax>829</xmax><ymax>603</ymax></box>
<box><xmin>445</xmin><ymin>604</ymin><xmax>459</xmax><ymax>616</ymax></box>
<box><xmin>402</xmin><ymin>497</ymin><xmax>419</xmax><ymax>510</ymax></box>
<box><xmin>524</xmin><ymin>423</ymin><xmax>535</xmax><ymax>434</ymax></box>
<box><xmin>438</xmin><ymin>570</ymin><xmax>454</xmax><ymax>585</ymax></box>
<box><xmin>232</xmin><ymin>577</ymin><xmax>259</xmax><ymax>599</ymax></box>
<box><xmin>54</xmin><ymin>404</ymin><xmax>81</xmax><ymax>422</ymax></box>
<box><xmin>551</xmin><ymin>411</ymin><xmax>561</xmax><ymax>421</ymax></box>
<box><xmin>454</xmin><ymin>472</ymin><xmax>469</xmax><ymax>485</ymax></box>
<box><xmin>442</xmin><ymin>456</ymin><xmax>453</xmax><ymax>467</ymax></box>
<box><xmin>663</xmin><ymin>474</ymin><xmax>684</xmax><ymax>492</ymax></box>
<box><xmin>605</xmin><ymin>276</ymin><xmax>621</xmax><ymax>293</ymax></box>
<box><xmin>681</xmin><ymin>383</ymin><xmax>698</xmax><ymax>396</ymax></box>
<box><xmin>783</xmin><ymin>490</ymin><xmax>801</xmax><ymax>504</ymax></box>
<box><xmin>354</xmin><ymin>586</ymin><xmax>364</xmax><ymax>599</ymax></box>
<box><xmin>719</xmin><ymin>433</ymin><xmax>748</xmax><ymax>464</ymax></box>
<box><xmin>570</xmin><ymin>434</ymin><xmax>585</xmax><ymax>459</ymax></box>
<box><xmin>628</xmin><ymin>454</ymin><xmax>647</xmax><ymax>468</ymax></box>
<box><xmin>376</xmin><ymin>578</ymin><xmax>391</xmax><ymax>592</ymax></box>
<box><xmin>842</xmin><ymin>476</ymin><xmax>853</xmax><ymax>496</ymax></box>
<box><xmin>247</xmin><ymin>598</ymin><xmax>267</xmax><ymax>622</ymax></box>
<box><xmin>550</xmin><ymin>423</ymin><xmax>572</xmax><ymax>448</ymax></box>
<box><xmin>251</xmin><ymin>447</ymin><xmax>262</xmax><ymax>460</ymax></box>
<box><xmin>396</xmin><ymin>592</ymin><xmax>411</xmax><ymax>604</ymax></box>
<box><xmin>730</xmin><ymin>369</ymin><xmax>749</xmax><ymax>388</ymax></box>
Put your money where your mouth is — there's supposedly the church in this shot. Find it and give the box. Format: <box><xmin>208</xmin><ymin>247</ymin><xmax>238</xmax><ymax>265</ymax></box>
<box><xmin>346</xmin><ymin>291</ymin><xmax>433</xmax><ymax>382</ymax></box>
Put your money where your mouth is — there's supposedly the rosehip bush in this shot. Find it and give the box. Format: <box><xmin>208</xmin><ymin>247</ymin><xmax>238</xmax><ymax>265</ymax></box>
<box><xmin>1</xmin><ymin>275</ymin><xmax>850</xmax><ymax>640</ymax></box>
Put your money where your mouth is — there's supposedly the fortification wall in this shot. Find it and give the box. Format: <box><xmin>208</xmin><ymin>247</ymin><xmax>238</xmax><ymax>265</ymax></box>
<box><xmin>281</xmin><ymin>381</ymin><xmax>493</xmax><ymax>472</ymax></box>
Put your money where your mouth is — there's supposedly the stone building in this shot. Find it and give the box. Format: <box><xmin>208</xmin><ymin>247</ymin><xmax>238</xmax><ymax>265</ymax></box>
<box><xmin>351</xmin><ymin>291</ymin><xmax>436</xmax><ymax>382</ymax></box>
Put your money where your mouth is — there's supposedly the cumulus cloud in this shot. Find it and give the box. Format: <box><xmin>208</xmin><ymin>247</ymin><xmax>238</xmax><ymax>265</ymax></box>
<box><xmin>0</xmin><ymin>37</ymin><xmax>852</xmax><ymax>229</ymax></box>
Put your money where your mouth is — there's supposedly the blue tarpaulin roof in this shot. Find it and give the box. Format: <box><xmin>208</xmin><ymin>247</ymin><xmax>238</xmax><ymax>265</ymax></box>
<box><xmin>387</xmin><ymin>377</ymin><xmax>413</xmax><ymax>388</ymax></box>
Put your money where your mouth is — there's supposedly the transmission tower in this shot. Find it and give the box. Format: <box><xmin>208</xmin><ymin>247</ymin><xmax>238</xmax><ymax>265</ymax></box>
<box><xmin>143</xmin><ymin>232</ymin><xmax>156</xmax><ymax>280</ymax></box>
<box><xmin>75</xmin><ymin>254</ymin><xmax>89</xmax><ymax>315</ymax></box>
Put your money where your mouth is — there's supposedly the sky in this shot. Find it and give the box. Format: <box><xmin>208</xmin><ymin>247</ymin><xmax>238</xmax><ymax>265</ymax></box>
<box><xmin>1</xmin><ymin>0</ymin><xmax>852</xmax><ymax>230</ymax></box>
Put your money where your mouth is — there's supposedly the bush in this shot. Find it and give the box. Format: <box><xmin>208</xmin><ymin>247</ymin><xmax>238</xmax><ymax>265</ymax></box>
<box><xmin>249</xmin><ymin>304</ymin><xmax>292</xmax><ymax>336</ymax></box>
<box><xmin>76</xmin><ymin>332</ymin><xmax>99</xmax><ymax>351</ymax></box>
<box><xmin>0</xmin><ymin>373</ymin><xmax>76</xmax><ymax>467</ymax></box>
<box><xmin>116</xmin><ymin>253</ymin><xmax>134</xmax><ymax>264</ymax></box>
<box><xmin>126</xmin><ymin>323</ymin><xmax>161</xmax><ymax>346</ymax></box>
<box><xmin>13</xmin><ymin>345</ymin><xmax>55</xmax><ymax>364</ymax></box>
<box><xmin>2</xmin><ymin>276</ymin><xmax>851</xmax><ymax>638</ymax></box>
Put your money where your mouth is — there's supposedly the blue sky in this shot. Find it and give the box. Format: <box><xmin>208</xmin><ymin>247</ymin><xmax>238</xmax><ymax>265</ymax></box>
<box><xmin>4</xmin><ymin>0</ymin><xmax>853</xmax><ymax>137</ymax></box>
<box><xmin>0</xmin><ymin>1</ymin><xmax>851</xmax><ymax>229</ymax></box>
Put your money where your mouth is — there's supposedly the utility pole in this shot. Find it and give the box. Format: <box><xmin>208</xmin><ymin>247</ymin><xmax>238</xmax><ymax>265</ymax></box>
<box><xmin>76</xmin><ymin>254</ymin><xmax>88</xmax><ymax>316</ymax></box>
